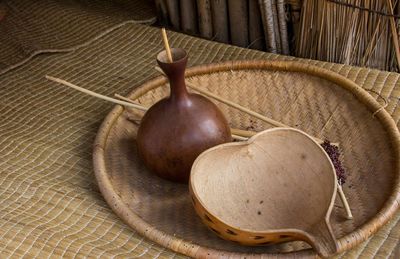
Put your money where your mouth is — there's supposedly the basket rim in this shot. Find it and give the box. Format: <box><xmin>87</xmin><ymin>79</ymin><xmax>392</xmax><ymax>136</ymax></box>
<box><xmin>93</xmin><ymin>60</ymin><xmax>400</xmax><ymax>258</ymax></box>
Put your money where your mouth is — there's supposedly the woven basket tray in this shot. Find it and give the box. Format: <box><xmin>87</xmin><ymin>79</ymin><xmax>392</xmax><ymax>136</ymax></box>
<box><xmin>93</xmin><ymin>61</ymin><xmax>400</xmax><ymax>258</ymax></box>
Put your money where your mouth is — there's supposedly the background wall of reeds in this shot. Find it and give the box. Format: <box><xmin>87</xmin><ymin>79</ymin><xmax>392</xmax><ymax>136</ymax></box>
<box><xmin>155</xmin><ymin>0</ymin><xmax>291</xmax><ymax>54</ymax></box>
<box><xmin>155</xmin><ymin>0</ymin><xmax>400</xmax><ymax>72</ymax></box>
<box><xmin>296</xmin><ymin>0</ymin><xmax>400</xmax><ymax>72</ymax></box>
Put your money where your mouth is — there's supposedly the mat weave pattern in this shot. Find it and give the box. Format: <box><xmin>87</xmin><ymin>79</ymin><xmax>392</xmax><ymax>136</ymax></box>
<box><xmin>0</xmin><ymin>0</ymin><xmax>156</xmax><ymax>75</ymax></box>
<box><xmin>0</xmin><ymin>2</ymin><xmax>399</xmax><ymax>258</ymax></box>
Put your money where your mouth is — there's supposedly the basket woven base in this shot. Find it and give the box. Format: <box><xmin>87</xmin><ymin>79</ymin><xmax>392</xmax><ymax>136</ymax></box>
<box><xmin>93</xmin><ymin>61</ymin><xmax>400</xmax><ymax>258</ymax></box>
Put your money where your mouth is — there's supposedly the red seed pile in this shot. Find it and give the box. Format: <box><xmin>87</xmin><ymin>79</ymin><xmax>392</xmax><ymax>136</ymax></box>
<box><xmin>321</xmin><ymin>140</ymin><xmax>346</xmax><ymax>185</ymax></box>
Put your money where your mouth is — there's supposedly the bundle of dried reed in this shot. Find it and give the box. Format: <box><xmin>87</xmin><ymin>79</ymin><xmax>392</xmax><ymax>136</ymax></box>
<box><xmin>296</xmin><ymin>0</ymin><xmax>400</xmax><ymax>72</ymax></box>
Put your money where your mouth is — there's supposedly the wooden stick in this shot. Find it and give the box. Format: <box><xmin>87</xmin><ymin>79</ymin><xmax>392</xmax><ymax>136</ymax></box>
<box><xmin>154</xmin><ymin>66</ymin><xmax>331</xmax><ymax>145</ymax></box>
<box><xmin>46</xmin><ymin>75</ymin><xmax>252</xmax><ymax>143</ymax></box>
<box><xmin>161</xmin><ymin>28</ymin><xmax>173</xmax><ymax>62</ymax></box>
<box><xmin>154</xmin><ymin>0</ymin><xmax>169</xmax><ymax>27</ymax></box>
<box><xmin>165</xmin><ymin>0</ymin><xmax>180</xmax><ymax>30</ymax></box>
<box><xmin>248</xmin><ymin>0</ymin><xmax>265</xmax><ymax>50</ymax></box>
<box><xmin>230</xmin><ymin>128</ymin><xmax>257</xmax><ymax>138</ymax></box>
<box><xmin>114</xmin><ymin>94</ymin><xmax>142</xmax><ymax>106</ymax></box>
<box><xmin>188</xmin><ymin>82</ymin><xmax>289</xmax><ymax>125</ymax></box>
<box><xmin>228</xmin><ymin>0</ymin><xmax>249</xmax><ymax>47</ymax></box>
<box><xmin>277</xmin><ymin>0</ymin><xmax>289</xmax><ymax>55</ymax></box>
<box><xmin>337</xmin><ymin>184</ymin><xmax>353</xmax><ymax>219</ymax></box>
<box><xmin>271</xmin><ymin>0</ymin><xmax>282</xmax><ymax>53</ymax></box>
<box><xmin>231</xmin><ymin>134</ymin><xmax>248</xmax><ymax>141</ymax></box>
<box><xmin>259</xmin><ymin>0</ymin><xmax>277</xmax><ymax>53</ymax></box>
<box><xmin>45</xmin><ymin>76</ymin><xmax>147</xmax><ymax>111</ymax></box>
<box><xmin>113</xmin><ymin>94</ymin><xmax>258</xmax><ymax>141</ymax></box>
<box><xmin>46</xmin><ymin>76</ymin><xmax>262</xmax><ymax>142</ymax></box>
<box><xmin>46</xmin><ymin>74</ymin><xmax>339</xmax><ymax>150</ymax></box>
<box><xmin>210</xmin><ymin>0</ymin><xmax>229</xmax><ymax>43</ymax></box>
<box><xmin>180</xmin><ymin>0</ymin><xmax>198</xmax><ymax>35</ymax></box>
<box><xmin>197</xmin><ymin>0</ymin><xmax>213</xmax><ymax>39</ymax></box>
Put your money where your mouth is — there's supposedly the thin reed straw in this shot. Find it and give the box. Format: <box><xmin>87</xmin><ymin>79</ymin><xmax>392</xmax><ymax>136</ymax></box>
<box><xmin>161</xmin><ymin>28</ymin><xmax>173</xmax><ymax>62</ymax></box>
<box><xmin>154</xmin><ymin>66</ymin><xmax>331</xmax><ymax>145</ymax></box>
<box><xmin>46</xmin><ymin>76</ymin><xmax>247</xmax><ymax>141</ymax></box>
<box><xmin>386</xmin><ymin>0</ymin><xmax>400</xmax><ymax>70</ymax></box>
<box><xmin>296</xmin><ymin>0</ymin><xmax>398</xmax><ymax>71</ymax></box>
<box><xmin>45</xmin><ymin>76</ymin><xmax>147</xmax><ymax>111</ymax></box>
<box><xmin>338</xmin><ymin>185</ymin><xmax>353</xmax><ymax>219</ymax></box>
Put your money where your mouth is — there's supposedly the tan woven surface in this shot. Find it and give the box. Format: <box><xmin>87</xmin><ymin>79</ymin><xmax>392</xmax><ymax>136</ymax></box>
<box><xmin>0</xmin><ymin>3</ymin><xmax>399</xmax><ymax>258</ymax></box>
<box><xmin>94</xmin><ymin>60</ymin><xmax>399</xmax><ymax>258</ymax></box>
<box><xmin>0</xmin><ymin>0</ymin><xmax>156</xmax><ymax>75</ymax></box>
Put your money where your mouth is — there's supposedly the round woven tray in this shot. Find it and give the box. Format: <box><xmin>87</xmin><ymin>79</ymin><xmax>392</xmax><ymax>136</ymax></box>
<box><xmin>93</xmin><ymin>61</ymin><xmax>400</xmax><ymax>258</ymax></box>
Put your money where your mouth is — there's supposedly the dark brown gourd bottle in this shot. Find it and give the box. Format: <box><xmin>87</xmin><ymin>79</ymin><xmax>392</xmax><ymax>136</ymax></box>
<box><xmin>136</xmin><ymin>48</ymin><xmax>232</xmax><ymax>183</ymax></box>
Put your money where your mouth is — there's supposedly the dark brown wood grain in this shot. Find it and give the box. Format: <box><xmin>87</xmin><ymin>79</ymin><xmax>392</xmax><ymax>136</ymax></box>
<box><xmin>165</xmin><ymin>0</ymin><xmax>180</xmax><ymax>30</ymax></box>
<box><xmin>180</xmin><ymin>0</ymin><xmax>198</xmax><ymax>35</ymax></box>
<box><xmin>197</xmin><ymin>0</ymin><xmax>213</xmax><ymax>39</ymax></box>
<box><xmin>249</xmin><ymin>0</ymin><xmax>265</xmax><ymax>50</ymax></box>
<box><xmin>155</xmin><ymin>0</ymin><xmax>169</xmax><ymax>26</ymax></box>
<box><xmin>210</xmin><ymin>0</ymin><xmax>229</xmax><ymax>43</ymax></box>
<box><xmin>228</xmin><ymin>0</ymin><xmax>249</xmax><ymax>47</ymax></box>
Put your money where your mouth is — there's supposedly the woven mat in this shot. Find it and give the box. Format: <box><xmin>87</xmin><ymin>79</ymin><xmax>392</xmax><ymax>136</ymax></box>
<box><xmin>0</xmin><ymin>0</ymin><xmax>156</xmax><ymax>75</ymax></box>
<box><xmin>0</xmin><ymin>4</ymin><xmax>399</xmax><ymax>259</ymax></box>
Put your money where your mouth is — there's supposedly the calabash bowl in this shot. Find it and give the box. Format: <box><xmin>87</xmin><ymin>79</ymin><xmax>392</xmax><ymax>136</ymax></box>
<box><xmin>190</xmin><ymin>128</ymin><xmax>338</xmax><ymax>257</ymax></box>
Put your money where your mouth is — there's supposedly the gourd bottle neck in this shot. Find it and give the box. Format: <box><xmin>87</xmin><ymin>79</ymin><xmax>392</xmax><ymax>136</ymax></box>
<box><xmin>168</xmin><ymin>71</ymin><xmax>189</xmax><ymax>101</ymax></box>
<box><xmin>157</xmin><ymin>50</ymin><xmax>189</xmax><ymax>102</ymax></box>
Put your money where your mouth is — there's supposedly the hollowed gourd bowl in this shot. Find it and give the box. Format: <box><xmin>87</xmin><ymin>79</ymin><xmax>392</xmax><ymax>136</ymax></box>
<box><xmin>190</xmin><ymin>128</ymin><xmax>338</xmax><ymax>257</ymax></box>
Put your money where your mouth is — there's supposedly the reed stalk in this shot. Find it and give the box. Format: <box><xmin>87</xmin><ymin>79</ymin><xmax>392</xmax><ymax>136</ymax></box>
<box><xmin>296</xmin><ymin>0</ymin><xmax>400</xmax><ymax>72</ymax></box>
